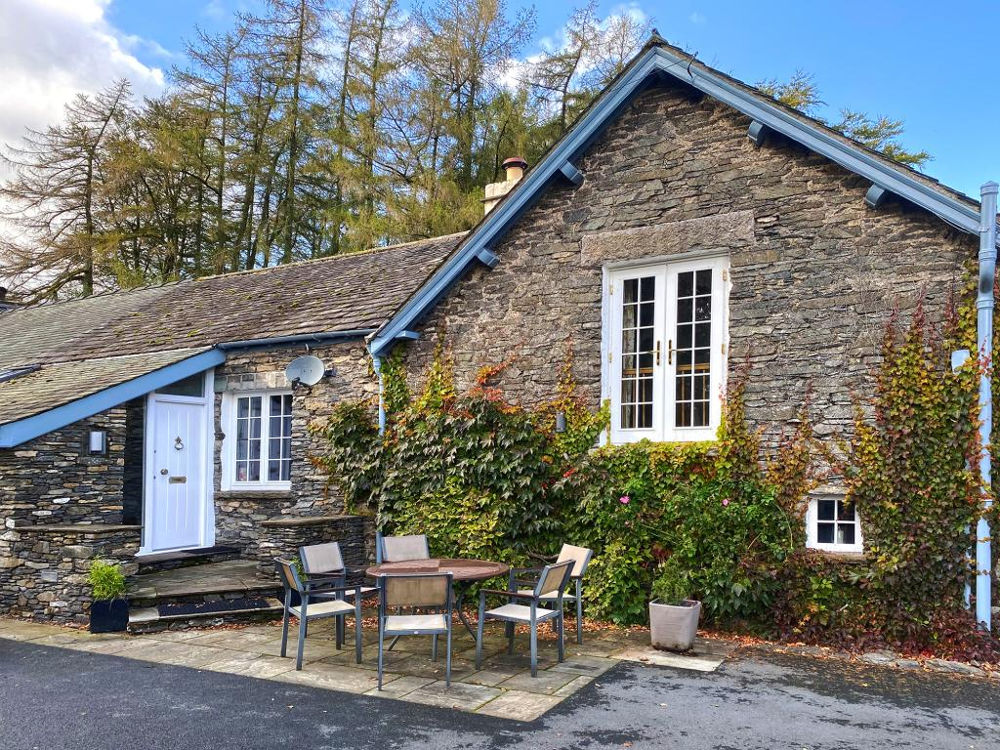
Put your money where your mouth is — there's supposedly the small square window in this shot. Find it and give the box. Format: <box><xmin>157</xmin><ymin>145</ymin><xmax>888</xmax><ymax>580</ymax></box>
<box><xmin>808</xmin><ymin>495</ymin><xmax>862</xmax><ymax>553</ymax></box>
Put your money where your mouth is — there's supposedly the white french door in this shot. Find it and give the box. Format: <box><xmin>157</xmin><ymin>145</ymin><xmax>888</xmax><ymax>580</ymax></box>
<box><xmin>143</xmin><ymin>387</ymin><xmax>214</xmax><ymax>553</ymax></box>
<box><xmin>607</xmin><ymin>256</ymin><xmax>728</xmax><ymax>444</ymax></box>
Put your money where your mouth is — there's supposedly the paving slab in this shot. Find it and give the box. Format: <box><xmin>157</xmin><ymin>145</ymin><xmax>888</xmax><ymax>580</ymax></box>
<box><xmin>364</xmin><ymin>675</ymin><xmax>436</xmax><ymax>698</ymax></box>
<box><xmin>475</xmin><ymin>689</ymin><xmax>564</xmax><ymax>721</ymax></box>
<box><xmin>496</xmin><ymin>668</ymin><xmax>578</xmax><ymax>695</ymax></box>
<box><xmin>275</xmin><ymin>662</ymin><xmax>383</xmax><ymax>693</ymax></box>
<box><xmin>548</xmin><ymin>654</ymin><xmax>617</xmax><ymax>677</ymax></box>
<box><xmin>201</xmin><ymin>653</ymin><xmax>295</xmax><ymax>679</ymax></box>
<box><xmin>615</xmin><ymin>645</ymin><xmax>727</xmax><ymax>672</ymax></box>
<box><xmin>403</xmin><ymin>680</ymin><xmax>501</xmax><ymax>711</ymax></box>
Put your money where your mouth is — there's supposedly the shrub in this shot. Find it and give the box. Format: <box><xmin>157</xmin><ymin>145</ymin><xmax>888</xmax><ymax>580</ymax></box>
<box><xmin>88</xmin><ymin>560</ymin><xmax>127</xmax><ymax>601</ymax></box>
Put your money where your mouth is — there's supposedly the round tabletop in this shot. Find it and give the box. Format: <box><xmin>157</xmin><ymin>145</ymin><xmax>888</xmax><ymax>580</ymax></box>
<box><xmin>366</xmin><ymin>558</ymin><xmax>510</xmax><ymax>582</ymax></box>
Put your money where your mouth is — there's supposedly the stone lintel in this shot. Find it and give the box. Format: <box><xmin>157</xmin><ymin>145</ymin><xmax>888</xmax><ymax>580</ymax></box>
<box><xmin>580</xmin><ymin>211</ymin><xmax>756</xmax><ymax>267</ymax></box>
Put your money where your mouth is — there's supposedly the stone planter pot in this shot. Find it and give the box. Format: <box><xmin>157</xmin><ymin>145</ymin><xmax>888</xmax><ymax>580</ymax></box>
<box><xmin>89</xmin><ymin>599</ymin><xmax>129</xmax><ymax>633</ymax></box>
<box><xmin>649</xmin><ymin>599</ymin><xmax>701</xmax><ymax>652</ymax></box>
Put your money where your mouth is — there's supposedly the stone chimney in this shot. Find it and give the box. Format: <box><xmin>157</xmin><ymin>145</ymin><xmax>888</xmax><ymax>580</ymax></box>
<box><xmin>483</xmin><ymin>156</ymin><xmax>528</xmax><ymax>215</ymax></box>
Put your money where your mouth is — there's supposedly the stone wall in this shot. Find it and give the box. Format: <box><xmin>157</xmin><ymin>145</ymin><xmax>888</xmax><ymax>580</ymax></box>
<box><xmin>250</xmin><ymin>515</ymin><xmax>375</xmax><ymax>579</ymax></box>
<box><xmin>401</xmin><ymin>81</ymin><xmax>977</xmax><ymax>446</ymax></box>
<box><xmin>212</xmin><ymin>340</ymin><xmax>377</xmax><ymax>556</ymax></box>
<box><xmin>0</xmin><ymin>410</ymin><xmax>128</xmax><ymax>526</ymax></box>
<box><xmin>0</xmin><ymin>524</ymin><xmax>140</xmax><ymax>623</ymax></box>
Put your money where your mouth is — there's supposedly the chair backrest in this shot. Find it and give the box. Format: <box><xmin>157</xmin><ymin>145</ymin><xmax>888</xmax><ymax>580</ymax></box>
<box><xmin>535</xmin><ymin>560</ymin><xmax>574</xmax><ymax>599</ymax></box>
<box><xmin>381</xmin><ymin>534</ymin><xmax>430</xmax><ymax>563</ymax></box>
<box><xmin>299</xmin><ymin>542</ymin><xmax>344</xmax><ymax>576</ymax></box>
<box><xmin>556</xmin><ymin>544</ymin><xmax>594</xmax><ymax>579</ymax></box>
<box><xmin>380</xmin><ymin>573</ymin><xmax>451</xmax><ymax>610</ymax></box>
<box><xmin>274</xmin><ymin>558</ymin><xmax>305</xmax><ymax>594</ymax></box>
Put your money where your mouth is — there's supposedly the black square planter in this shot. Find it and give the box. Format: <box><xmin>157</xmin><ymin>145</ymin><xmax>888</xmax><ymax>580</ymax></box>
<box><xmin>89</xmin><ymin>599</ymin><xmax>130</xmax><ymax>633</ymax></box>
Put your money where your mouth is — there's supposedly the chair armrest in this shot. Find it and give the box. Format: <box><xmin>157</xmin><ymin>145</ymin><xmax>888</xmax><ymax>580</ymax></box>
<box><xmin>479</xmin><ymin>588</ymin><xmax>537</xmax><ymax>601</ymax></box>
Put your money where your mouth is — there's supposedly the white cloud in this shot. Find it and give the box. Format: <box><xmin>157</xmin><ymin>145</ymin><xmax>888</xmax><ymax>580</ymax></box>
<box><xmin>0</xmin><ymin>0</ymin><xmax>166</xmax><ymax>150</ymax></box>
<box><xmin>689</xmin><ymin>12</ymin><xmax>707</xmax><ymax>25</ymax></box>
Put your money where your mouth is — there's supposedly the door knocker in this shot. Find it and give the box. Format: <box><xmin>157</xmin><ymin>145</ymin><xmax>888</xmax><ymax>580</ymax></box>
<box><xmin>174</xmin><ymin>436</ymin><xmax>184</xmax><ymax>451</ymax></box>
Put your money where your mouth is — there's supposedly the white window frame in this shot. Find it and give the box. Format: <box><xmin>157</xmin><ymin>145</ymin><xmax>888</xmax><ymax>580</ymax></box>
<box><xmin>602</xmin><ymin>253</ymin><xmax>729</xmax><ymax>444</ymax></box>
<box><xmin>806</xmin><ymin>495</ymin><xmax>864</xmax><ymax>553</ymax></box>
<box><xmin>220</xmin><ymin>390</ymin><xmax>293</xmax><ymax>491</ymax></box>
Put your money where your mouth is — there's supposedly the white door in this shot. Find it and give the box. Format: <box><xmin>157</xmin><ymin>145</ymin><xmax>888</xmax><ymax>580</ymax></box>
<box><xmin>145</xmin><ymin>396</ymin><xmax>210</xmax><ymax>552</ymax></box>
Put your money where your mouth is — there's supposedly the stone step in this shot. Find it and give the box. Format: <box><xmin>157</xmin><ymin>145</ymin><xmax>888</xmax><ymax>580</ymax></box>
<box><xmin>128</xmin><ymin>597</ymin><xmax>284</xmax><ymax>633</ymax></box>
<box><xmin>136</xmin><ymin>545</ymin><xmax>245</xmax><ymax>575</ymax></box>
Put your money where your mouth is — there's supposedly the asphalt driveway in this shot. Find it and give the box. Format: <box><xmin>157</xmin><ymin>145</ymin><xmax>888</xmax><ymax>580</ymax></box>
<box><xmin>1</xmin><ymin>638</ymin><xmax>997</xmax><ymax>750</ymax></box>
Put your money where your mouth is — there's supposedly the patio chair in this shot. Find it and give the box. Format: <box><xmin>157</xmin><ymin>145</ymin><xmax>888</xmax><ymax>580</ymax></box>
<box><xmin>300</xmin><ymin>541</ymin><xmax>378</xmax><ymax>645</ymax></box>
<box><xmin>377</xmin><ymin>533</ymin><xmax>430</xmax><ymax>563</ymax></box>
<box><xmin>376</xmin><ymin>572</ymin><xmax>453</xmax><ymax>689</ymax></box>
<box><xmin>275</xmin><ymin>558</ymin><xmax>363</xmax><ymax>670</ymax></box>
<box><xmin>475</xmin><ymin>559</ymin><xmax>573</xmax><ymax>677</ymax></box>
<box><xmin>510</xmin><ymin>544</ymin><xmax>594</xmax><ymax>644</ymax></box>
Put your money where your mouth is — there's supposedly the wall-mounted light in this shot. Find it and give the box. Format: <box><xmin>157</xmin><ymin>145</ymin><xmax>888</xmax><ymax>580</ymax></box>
<box><xmin>555</xmin><ymin>412</ymin><xmax>567</xmax><ymax>433</ymax></box>
<box><xmin>88</xmin><ymin>429</ymin><xmax>107</xmax><ymax>455</ymax></box>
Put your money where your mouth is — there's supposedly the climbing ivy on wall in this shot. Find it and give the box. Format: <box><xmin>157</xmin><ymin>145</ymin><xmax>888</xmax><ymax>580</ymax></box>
<box><xmin>312</xmin><ymin>312</ymin><xmax>1000</xmax><ymax>660</ymax></box>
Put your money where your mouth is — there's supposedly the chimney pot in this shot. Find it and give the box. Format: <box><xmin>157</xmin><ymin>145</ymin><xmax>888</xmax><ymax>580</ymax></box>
<box><xmin>502</xmin><ymin>156</ymin><xmax>528</xmax><ymax>182</ymax></box>
<box><xmin>483</xmin><ymin>157</ymin><xmax>529</xmax><ymax>215</ymax></box>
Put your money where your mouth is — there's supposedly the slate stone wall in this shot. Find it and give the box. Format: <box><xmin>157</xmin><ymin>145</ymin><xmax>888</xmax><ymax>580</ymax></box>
<box><xmin>0</xmin><ymin>525</ymin><xmax>140</xmax><ymax>623</ymax></box>
<box><xmin>212</xmin><ymin>340</ymin><xmax>377</xmax><ymax>559</ymax></box>
<box><xmin>0</xmin><ymin>410</ymin><xmax>128</xmax><ymax>527</ymax></box>
<box><xmin>401</xmin><ymin>82</ymin><xmax>977</xmax><ymax>446</ymax></box>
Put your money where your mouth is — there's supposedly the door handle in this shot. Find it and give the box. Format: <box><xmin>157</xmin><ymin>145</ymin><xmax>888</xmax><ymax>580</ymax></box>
<box><xmin>655</xmin><ymin>340</ymin><xmax>661</xmax><ymax>366</ymax></box>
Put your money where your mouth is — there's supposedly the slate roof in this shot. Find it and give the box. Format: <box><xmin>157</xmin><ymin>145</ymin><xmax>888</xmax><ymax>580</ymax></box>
<box><xmin>0</xmin><ymin>349</ymin><xmax>211</xmax><ymax>425</ymax></box>
<box><xmin>0</xmin><ymin>233</ymin><xmax>463</xmax><ymax>371</ymax></box>
<box><xmin>0</xmin><ymin>234</ymin><xmax>463</xmax><ymax>431</ymax></box>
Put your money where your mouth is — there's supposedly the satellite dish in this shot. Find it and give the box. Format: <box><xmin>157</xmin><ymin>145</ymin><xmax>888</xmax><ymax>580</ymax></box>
<box><xmin>285</xmin><ymin>355</ymin><xmax>325</xmax><ymax>386</ymax></box>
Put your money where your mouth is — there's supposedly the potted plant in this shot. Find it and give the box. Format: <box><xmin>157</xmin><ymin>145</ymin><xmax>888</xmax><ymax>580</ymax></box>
<box><xmin>88</xmin><ymin>559</ymin><xmax>129</xmax><ymax>633</ymax></box>
<box><xmin>649</xmin><ymin>562</ymin><xmax>701</xmax><ymax>652</ymax></box>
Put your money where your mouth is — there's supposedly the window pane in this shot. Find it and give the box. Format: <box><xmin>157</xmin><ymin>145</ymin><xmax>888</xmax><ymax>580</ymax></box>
<box><xmin>693</xmin><ymin>400</ymin><xmax>709</xmax><ymax>427</ymax></box>
<box><xmin>677</xmin><ymin>323</ymin><xmax>692</xmax><ymax>349</ymax></box>
<box><xmin>237</xmin><ymin>398</ymin><xmax>249</xmax><ymax>419</ymax></box>
<box><xmin>817</xmin><ymin>500</ymin><xmax>836</xmax><ymax>521</ymax></box>
<box><xmin>693</xmin><ymin>374</ymin><xmax>709</xmax><ymax>401</ymax></box>
<box><xmin>639</xmin><ymin>402</ymin><xmax>653</xmax><ymax>428</ymax></box>
<box><xmin>817</xmin><ymin>523</ymin><xmax>835</xmax><ymax>544</ymax></box>
<box><xmin>678</xmin><ymin>298</ymin><xmax>693</xmax><ymax>322</ymax></box>
<box><xmin>695</xmin><ymin>323</ymin><xmax>711</xmax><ymax>348</ymax></box>
<box><xmin>623</xmin><ymin>303</ymin><xmax>637</xmax><ymax>329</ymax></box>
<box><xmin>678</xmin><ymin>271</ymin><xmax>693</xmax><ymax>298</ymax></box>
<box><xmin>639</xmin><ymin>302</ymin><xmax>654</xmax><ymax>327</ymax></box>
<box><xmin>695</xmin><ymin>296</ymin><xmax>712</xmax><ymax>321</ymax></box>
<box><xmin>676</xmin><ymin>375</ymin><xmax>690</xmax><ymax>401</ymax></box>
<box><xmin>676</xmin><ymin>401</ymin><xmax>691</xmax><ymax>427</ymax></box>
<box><xmin>624</xmin><ymin>278</ymin><xmax>638</xmax><ymax>304</ymax></box>
<box><xmin>249</xmin><ymin>397</ymin><xmax>262</xmax><ymax>418</ymax></box>
<box><xmin>838</xmin><ymin>501</ymin><xmax>855</xmax><ymax>521</ymax></box>
<box><xmin>838</xmin><ymin>524</ymin><xmax>856</xmax><ymax>545</ymax></box>
<box><xmin>156</xmin><ymin>373</ymin><xmax>204</xmax><ymax>397</ymax></box>
<box><xmin>696</xmin><ymin>269</ymin><xmax>712</xmax><ymax>295</ymax></box>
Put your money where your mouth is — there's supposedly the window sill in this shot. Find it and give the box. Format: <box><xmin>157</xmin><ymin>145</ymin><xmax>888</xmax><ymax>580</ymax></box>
<box><xmin>803</xmin><ymin>548</ymin><xmax>867</xmax><ymax>564</ymax></box>
<box><xmin>217</xmin><ymin>489</ymin><xmax>292</xmax><ymax>501</ymax></box>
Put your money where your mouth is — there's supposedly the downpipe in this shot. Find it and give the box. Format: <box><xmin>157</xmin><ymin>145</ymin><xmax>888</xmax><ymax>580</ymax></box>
<box><xmin>976</xmin><ymin>181</ymin><xmax>997</xmax><ymax>632</ymax></box>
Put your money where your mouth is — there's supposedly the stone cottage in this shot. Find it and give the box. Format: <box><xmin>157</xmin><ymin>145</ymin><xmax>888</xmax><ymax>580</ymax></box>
<box><xmin>0</xmin><ymin>35</ymin><xmax>993</xmax><ymax>625</ymax></box>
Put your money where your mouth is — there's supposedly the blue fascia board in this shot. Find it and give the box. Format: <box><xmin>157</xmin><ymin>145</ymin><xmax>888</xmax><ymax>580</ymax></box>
<box><xmin>0</xmin><ymin>348</ymin><xmax>226</xmax><ymax>448</ymax></box>
<box><xmin>395</xmin><ymin>330</ymin><xmax>421</xmax><ymax>341</ymax></box>
<box><xmin>368</xmin><ymin>52</ymin><xmax>664</xmax><ymax>357</ymax></box>
<box><xmin>368</xmin><ymin>44</ymin><xmax>986</xmax><ymax>357</ymax></box>
<box><xmin>646</xmin><ymin>46</ymin><xmax>982</xmax><ymax>234</ymax></box>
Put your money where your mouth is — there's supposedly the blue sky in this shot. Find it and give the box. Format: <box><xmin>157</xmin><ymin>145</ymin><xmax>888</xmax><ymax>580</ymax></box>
<box><xmin>6</xmin><ymin>1</ymin><xmax>999</xmax><ymax>199</ymax></box>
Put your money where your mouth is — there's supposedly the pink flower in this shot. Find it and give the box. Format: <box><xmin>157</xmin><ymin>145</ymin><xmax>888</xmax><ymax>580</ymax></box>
<box><xmin>619</xmin><ymin>495</ymin><xmax>630</xmax><ymax>505</ymax></box>
<box><xmin>722</xmin><ymin>498</ymin><xmax>730</xmax><ymax>507</ymax></box>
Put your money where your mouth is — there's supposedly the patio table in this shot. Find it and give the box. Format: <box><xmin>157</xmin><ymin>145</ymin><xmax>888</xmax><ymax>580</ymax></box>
<box><xmin>366</xmin><ymin>558</ymin><xmax>511</xmax><ymax>639</ymax></box>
